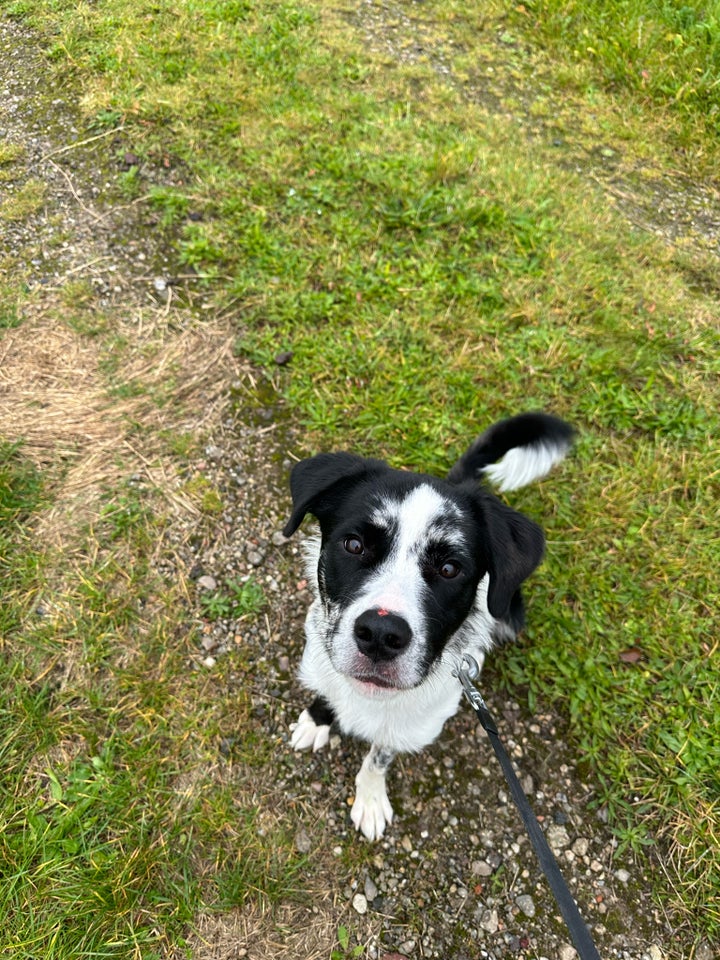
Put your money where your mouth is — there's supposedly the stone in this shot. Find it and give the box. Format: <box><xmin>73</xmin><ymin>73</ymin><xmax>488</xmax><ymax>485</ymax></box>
<box><xmin>614</xmin><ymin>868</ymin><xmax>631</xmax><ymax>883</ymax></box>
<box><xmin>572</xmin><ymin>837</ymin><xmax>590</xmax><ymax>857</ymax></box>
<box><xmin>546</xmin><ymin>824</ymin><xmax>571</xmax><ymax>852</ymax></box>
<box><xmin>479</xmin><ymin>909</ymin><xmax>499</xmax><ymax>934</ymax></box>
<box><xmin>352</xmin><ymin>893</ymin><xmax>368</xmax><ymax>915</ymax></box>
<box><xmin>294</xmin><ymin>828</ymin><xmax>312</xmax><ymax>854</ymax></box>
<box><xmin>196</xmin><ymin>575</ymin><xmax>217</xmax><ymax>591</ymax></box>
<box><xmin>472</xmin><ymin>859</ymin><xmax>493</xmax><ymax>877</ymax></box>
<box><xmin>364</xmin><ymin>876</ymin><xmax>379</xmax><ymax>901</ymax></box>
<box><xmin>558</xmin><ymin>945</ymin><xmax>577</xmax><ymax>960</ymax></box>
<box><xmin>515</xmin><ymin>894</ymin><xmax>535</xmax><ymax>918</ymax></box>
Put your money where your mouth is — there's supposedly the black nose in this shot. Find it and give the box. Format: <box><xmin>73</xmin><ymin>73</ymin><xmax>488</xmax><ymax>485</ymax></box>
<box><xmin>354</xmin><ymin>609</ymin><xmax>412</xmax><ymax>661</ymax></box>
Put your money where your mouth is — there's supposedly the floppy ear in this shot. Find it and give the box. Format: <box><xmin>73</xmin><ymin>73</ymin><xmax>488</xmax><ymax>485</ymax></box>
<box><xmin>283</xmin><ymin>452</ymin><xmax>387</xmax><ymax>537</ymax></box>
<box><xmin>479</xmin><ymin>495</ymin><xmax>546</xmax><ymax>620</ymax></box>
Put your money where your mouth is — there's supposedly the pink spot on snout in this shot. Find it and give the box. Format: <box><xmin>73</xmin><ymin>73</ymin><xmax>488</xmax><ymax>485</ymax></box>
<box><xmin>377</xmin><ymin>608</ymin><xmax>390</xmax><ymax>617</ymax></box>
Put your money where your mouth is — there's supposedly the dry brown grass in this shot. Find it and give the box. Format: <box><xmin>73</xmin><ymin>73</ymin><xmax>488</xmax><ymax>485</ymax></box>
<box><xmin>0</xmin><ymin>295</ymin><xmax>247</xmax><ymax>544</ymax></box>
<box><xmin>179</xmin><ymin>901</ymin><xmax>342</xmax><ymax>960</ymax></box>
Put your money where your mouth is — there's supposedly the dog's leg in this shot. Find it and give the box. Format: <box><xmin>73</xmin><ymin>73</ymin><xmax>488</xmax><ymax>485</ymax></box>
<box><xmin>351</xmin><ymin>743</ymin><xmax>396</xmax><ymax>841</ymax></box>
<box><xmin>290</xmin><ymin>695</ymin><xmax>334</xmax><ymax>752</ymax></box>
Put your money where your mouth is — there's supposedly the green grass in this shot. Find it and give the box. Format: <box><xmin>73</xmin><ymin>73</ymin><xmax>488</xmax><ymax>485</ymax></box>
<box><xmin>0</xmin><ymin>451</ymin><xmax>303</xmax><ymax>957</ymax></box>
<box><xmin>3</xmin><ymin>0</ymin><xmax>720</xmax><ymax>949</ymax></box>
<box><xmin>512</xmin><ymin>0</ymin><xmax>720</xmax><ymax>137</ymax></box>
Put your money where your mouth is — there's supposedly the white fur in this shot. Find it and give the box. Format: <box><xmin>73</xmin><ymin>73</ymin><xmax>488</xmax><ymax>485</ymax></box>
<box><xmin>290</xmin><ymin>709</ymin><xmax>331</xmax><ymax>752</ymax></box>
<box><xmin>483</xmin><ymin>441</ymin><xmax>569</xmax><ymax>492</ymax></box>
<box><xmin>351</xmin><ymin>750</ymin><xmax>395</xmax><ymax>840</ymax></box>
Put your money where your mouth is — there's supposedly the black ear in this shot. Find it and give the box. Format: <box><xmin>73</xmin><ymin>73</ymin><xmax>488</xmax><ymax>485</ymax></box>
<box><xmin>283</xmin><ymin>452</ymin><xmax>387</xmax><ymax>537</ymax></box>
<box><xmin>479</xmin><ymin>495</ymin><xmax>546</xmax><ymax>620</ymax></box>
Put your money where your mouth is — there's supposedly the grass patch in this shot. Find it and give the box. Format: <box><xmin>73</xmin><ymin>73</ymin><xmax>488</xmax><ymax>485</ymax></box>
<box><xmin>0</xmin><ymin>460</ymin><xmax>306</xmax><ymax>957</ymax></box>
<box><xmin>0</xmin><ymin>178</ymin><xmax>47</xmax><ymax>222</ymax></box>
<box><xmin>512</xmin><ymin>0</ymin><xmax>720</xmax><ymax>139</ymax></box>
<box><xmin>0</xmin><ymin>441</ymin><xmax>45</xmax><ymax>634</ymax></box>
<box><xmin>6</xmin><ymin>0</ymin><xmax>720</xmax><ymax>946</ymax></box>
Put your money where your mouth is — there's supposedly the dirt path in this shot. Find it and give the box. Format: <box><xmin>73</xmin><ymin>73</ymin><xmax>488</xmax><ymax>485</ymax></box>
<box><xmin>1</xmin><ymin>14</ymin><xmax>711</xmax><ymax>960</ymax></box>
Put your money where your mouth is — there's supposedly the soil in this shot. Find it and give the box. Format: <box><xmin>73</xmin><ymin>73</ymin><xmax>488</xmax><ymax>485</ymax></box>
<box><xmin>1</xmin><ymin>11</ymin><xmax>715</xmax><ymax>960</ymax></box>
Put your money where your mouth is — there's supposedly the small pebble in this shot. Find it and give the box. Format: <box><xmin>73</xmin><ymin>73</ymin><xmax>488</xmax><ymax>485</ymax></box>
<box><xmin>558</xmin><ymin>945</ymin><xmax>577</xmax><ymax>960</ymax></box>
<box><xmin>352</xmin><ymin>893</ymin><xmax>368</xmax><ymax>915</ymax></box>
<box><xmin>479</xmin><ymin>909</ymin><xmax>499</xmax><ymax>934</ymax></box>
<box><xmin>364</xmin><ymin>876</ymin><xmax>379</xmax><ymax>901</ymax></box>
<box><xmin>516</xmin><ymin>893</ymin><xmax>536</xmax><ymax>918</ymax></box>
<box><xmin>572</xmin><ymin>837</ymin><xmax>589</xmax><ymax>857</ymax></box>
<box><xmin>294</xmin><ymin>829</ymin><xmax>312</xmax><ymax>854</ymax></box>
<box><xmin>546</xmin><ymin>824</ymin><xmax>571</xmax><ymax>851</ymax></box>
<box><xmin>196</xmin><ymin>575</ymin><xmax>217</xmax><ymax>591</ymax></box>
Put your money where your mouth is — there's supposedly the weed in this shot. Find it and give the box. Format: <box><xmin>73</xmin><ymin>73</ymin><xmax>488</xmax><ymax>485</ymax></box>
<box><xmin>200</xmin><ymin>578</ymin><xmax>265</xmax><ymax>622</ymax></box>
<box><xmin>117</xmin><ymin>164</ymin><xmax>142</xmax><ymax>199</ymax></box>
<box><xmin>0</xmin><ymin>141</ymin><xmax>25</xmax><ymax>165</ymax></box>
<box><xmin>148</xmin><ymin>185</ymin><xmax>191</xmax><ymax>228</ymax></box>
<box><xmin>182</xmin><ymin>475</ymin><xmax>224</xmax><ymax>515</ymax></box>
<box><xmin>331</xmin><ymin>925</ymin><xmax>365</xmax><ymax>960</ymax></box>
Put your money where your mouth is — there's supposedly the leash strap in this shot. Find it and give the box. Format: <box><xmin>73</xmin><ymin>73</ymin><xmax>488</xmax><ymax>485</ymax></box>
<box><xmin>457</xmin><ymin>656</ymin><xmax>602</xmax><ymax>960</ymax></box>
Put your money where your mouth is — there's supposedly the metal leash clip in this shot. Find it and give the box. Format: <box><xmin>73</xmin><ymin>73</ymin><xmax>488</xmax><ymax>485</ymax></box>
<box><xmin>455</xmin><ymin>654</ymin><xmax>498</xmax><ymax>735</ymax></box>
<box><xmin>455</xmin><ymin>654</ymin><xmax>485</xmax><ymax>709</ymax></box>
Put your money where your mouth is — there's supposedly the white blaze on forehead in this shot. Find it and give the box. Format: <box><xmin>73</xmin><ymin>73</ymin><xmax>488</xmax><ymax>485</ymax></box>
<box><xmin>361</xmin><ymin>484</ymin><xmax>465</xmax><ymax>615</ymax></box>
<box><xmin>371</xmin><ymin>483</ymin><xmax>464</xmax><ymax>552</ymax></box>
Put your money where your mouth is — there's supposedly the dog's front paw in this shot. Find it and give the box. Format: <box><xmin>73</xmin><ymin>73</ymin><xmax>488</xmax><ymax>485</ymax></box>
<box><xmin>290</xmin><ymin>709</ymin><xmax>331</xmax><ymax>752</ymax></box>
<box><xmin>351</xmin><ymin>768</ymin><xmax>394</xmax><ymax>841</ymax></box>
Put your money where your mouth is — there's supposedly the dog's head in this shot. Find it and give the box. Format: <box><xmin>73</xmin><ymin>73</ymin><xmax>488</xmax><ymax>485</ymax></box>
<box><xmin>283</xmin><ymin>452</ymin><xmax>545</xmax><ymax>695</ymax></box>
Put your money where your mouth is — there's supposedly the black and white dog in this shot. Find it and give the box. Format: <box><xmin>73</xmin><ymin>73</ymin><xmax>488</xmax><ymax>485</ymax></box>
<box><xmin>283</xmin><ymin>412</ymin><xmax>574</xmax><ymax>841</ymax></box>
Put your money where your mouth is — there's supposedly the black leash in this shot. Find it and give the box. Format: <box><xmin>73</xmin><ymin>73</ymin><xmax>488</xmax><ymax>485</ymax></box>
<box><xmin>456</xmin><ymin>655</ymin><xmax>602</xmax><ymax>960</ymax></box>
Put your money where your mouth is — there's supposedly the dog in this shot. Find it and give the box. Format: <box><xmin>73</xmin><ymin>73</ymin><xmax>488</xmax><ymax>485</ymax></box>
<box><xmin>283</xmin><ymin>412</ymin><xmax>574</xmax><ymax>840</ymax></box>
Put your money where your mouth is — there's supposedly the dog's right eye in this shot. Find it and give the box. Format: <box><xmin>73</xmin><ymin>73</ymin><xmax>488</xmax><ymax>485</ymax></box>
<box><xmin>343</xmin><ymin>536</ymin><xmax>364</xmax><ymax>555</ymax></box>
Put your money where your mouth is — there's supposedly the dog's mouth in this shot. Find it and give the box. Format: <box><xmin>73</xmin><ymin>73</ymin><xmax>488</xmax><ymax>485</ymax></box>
<box><xmin>351</xmin><ymin>672</ymin><xmax>401</xmax><ymax>694</ymax></box>
<box><xmin>355</xmin><ymin>673</ymin><xmax>395</xmax><ymax>688</ymax></box>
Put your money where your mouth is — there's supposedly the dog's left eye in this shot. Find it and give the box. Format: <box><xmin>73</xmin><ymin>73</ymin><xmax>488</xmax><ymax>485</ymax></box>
<box><xmin>438</xmin><ymin>561</ymin><xmax>461</xmax><ymax>579</ymax></box>
<box><xmin>344</xmin><ymin>536</ymin><xmax>364</xmax><ymax>555</ymax></box>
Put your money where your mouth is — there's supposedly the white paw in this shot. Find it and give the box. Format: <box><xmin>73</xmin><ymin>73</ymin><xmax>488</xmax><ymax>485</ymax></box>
<box><xmin>351</xmin><ymin>767</ymin><xmax>394</xmax><ymax>841</ymax></box>
<box><xmin>290</xmin><ymin>709</ymin><xmax>331</xmax><ymax>752</ymax></box>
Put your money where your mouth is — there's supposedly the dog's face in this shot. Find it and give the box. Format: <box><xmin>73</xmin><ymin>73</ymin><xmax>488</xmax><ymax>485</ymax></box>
<box><xmin>284</xmin><ymin>453</ymin><xmax>545</xmax><ymax>696</ymax></box>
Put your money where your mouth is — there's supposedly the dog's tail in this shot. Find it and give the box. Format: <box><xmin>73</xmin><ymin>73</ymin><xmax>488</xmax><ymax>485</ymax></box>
<box><xmin>447</xmin><ymin>412</ymin><xmax>575</xmax><ymax>492</ymax></box>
